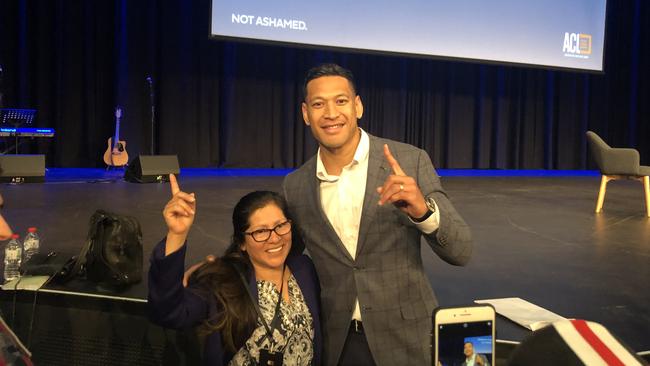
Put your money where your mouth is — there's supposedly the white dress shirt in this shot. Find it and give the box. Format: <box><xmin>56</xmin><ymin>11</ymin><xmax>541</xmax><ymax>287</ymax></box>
<box><xmin>316</xmin><ymin>129</ymin><xmax>440</xmax><ymax>321</ymax></box>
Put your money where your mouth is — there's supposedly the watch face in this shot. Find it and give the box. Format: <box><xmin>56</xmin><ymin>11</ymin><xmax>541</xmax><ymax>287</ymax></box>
<box><xmin>425</xmin><ymin>196</ymin><xmax>437</xmax><ymax>213</ymax></box>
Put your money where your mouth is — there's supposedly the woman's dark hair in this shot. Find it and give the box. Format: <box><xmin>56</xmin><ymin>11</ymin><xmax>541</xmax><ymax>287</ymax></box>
<box><xmin>191</xmin><ymin>191</ymin><xmax>297</xmax><ymax>352</ymax></box>
<box><xmin>302</xmin><ymin>63</ymin><xmax>356</xmax><ymax>100</ymax></box>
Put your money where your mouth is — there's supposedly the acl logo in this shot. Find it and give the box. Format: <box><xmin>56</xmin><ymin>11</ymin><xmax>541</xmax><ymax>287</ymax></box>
<box><xmin>563</xmin><ymin>32</ymin><xmax>592</xmax><ymax>58</ymax></box>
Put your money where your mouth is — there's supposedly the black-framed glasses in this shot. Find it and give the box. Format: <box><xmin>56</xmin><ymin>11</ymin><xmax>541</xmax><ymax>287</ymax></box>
<box><xmin>244</xmin><ymin>220</ymin><xmax>292</xmax><ymax>242</ymax></box>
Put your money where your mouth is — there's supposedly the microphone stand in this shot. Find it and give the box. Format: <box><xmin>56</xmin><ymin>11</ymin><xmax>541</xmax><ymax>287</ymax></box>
<box><xmin>146</xmin><ymin>76</ymin><xmax>155</xmax><ymax>155</ymax></box>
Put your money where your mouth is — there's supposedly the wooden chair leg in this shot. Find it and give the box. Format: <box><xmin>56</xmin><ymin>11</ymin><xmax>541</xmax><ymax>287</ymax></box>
<box><xmin>596</xmin><ymin>175</ymin><xmax>608</xmax><ymax>213</ymax></box>
<box><xmin>643</xmin><ymin>175</ymin><xmax>650</xmax><ymax>217</ymax></box>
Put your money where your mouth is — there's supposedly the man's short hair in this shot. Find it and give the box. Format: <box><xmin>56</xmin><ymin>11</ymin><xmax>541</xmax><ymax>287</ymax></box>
<box><xmin>302</xmin><ymin>63</ymin><xmax>356</xmax><ymax>100</ymax></box>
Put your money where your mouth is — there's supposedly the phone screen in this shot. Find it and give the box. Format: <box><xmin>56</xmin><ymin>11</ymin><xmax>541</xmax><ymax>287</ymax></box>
<box><xmin>437</xmin><ymin>320</ymin><xmax>493</xmax><ymax>366</ymax></box>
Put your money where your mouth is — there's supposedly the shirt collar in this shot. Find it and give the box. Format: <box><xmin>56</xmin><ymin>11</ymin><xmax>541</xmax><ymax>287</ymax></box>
<box><xmin>316</xmin><ymin>128</ymin><xmax>369</xmax><ymax>182</ymax></box>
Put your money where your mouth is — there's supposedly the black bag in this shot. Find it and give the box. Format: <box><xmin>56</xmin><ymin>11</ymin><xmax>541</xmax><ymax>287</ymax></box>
<box><xmin>71</xmin><ymin>209</ymin><xmax>144</xmax><ymax>287</ymax></box>
<box><xmin>20</xmin><ymin>251</ymin><xmax>73</xmax><ymax>277</ymax></box>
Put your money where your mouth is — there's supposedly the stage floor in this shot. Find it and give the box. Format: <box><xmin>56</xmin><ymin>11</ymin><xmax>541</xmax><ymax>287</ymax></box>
<box><xmin>2</xmin><ymin>168</ymin><xmax>649</xmax><ymax>353</ymax></box>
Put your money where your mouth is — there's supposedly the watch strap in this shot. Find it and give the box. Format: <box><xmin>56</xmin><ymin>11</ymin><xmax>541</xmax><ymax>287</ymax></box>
<box><xmin>413</xmin><ymin>196</ymin><xmax>437</xmax><ymax>223</ymax></box>
<box><xmin>413</xmin><ymin>209</ymin><xmax>434</xmax><ymax>223</ymax></box>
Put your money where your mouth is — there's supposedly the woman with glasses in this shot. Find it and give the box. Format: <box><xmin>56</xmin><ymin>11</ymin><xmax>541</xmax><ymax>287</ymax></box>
<box><xmin>148</xmin><ymin>175</ymin><xmax>321</xmax><ymax>366</ymax></box>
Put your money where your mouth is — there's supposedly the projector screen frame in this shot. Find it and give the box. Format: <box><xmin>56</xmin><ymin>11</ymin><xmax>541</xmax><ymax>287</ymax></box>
<box><xmin>207</xmin><ymin>0</ymin><xmax>608</xmax><ymax>74</ymax></box>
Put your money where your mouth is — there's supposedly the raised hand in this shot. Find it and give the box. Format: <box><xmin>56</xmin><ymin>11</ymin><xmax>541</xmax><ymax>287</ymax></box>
<box><xmin>476</xmin><ymin>356</ymin><xmax>484</xmax><ymax>366</ymax></box>
<box><xmin>163</xmin><ymin>174</ymin><xmax>196</xmax><ymax>254</ymax></box>
<box><xmin>377</xmin><ymin>144</ymin><xmax>428</xmax><ymax>219</ymax></box>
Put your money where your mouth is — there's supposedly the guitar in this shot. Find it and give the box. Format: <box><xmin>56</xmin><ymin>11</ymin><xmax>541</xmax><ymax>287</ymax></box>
<box><xmin>103</xmin><ymin>106</ymin><xmax>129</xmax><ymax>167</ymax></box>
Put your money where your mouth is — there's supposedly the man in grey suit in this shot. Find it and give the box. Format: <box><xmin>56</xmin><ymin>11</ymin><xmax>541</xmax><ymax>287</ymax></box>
<box><xmin>282</xmin><ymin>64</ymin><xmax>473</xmax><ymax>365</ymax></box>
<box><xmin>462</xmin><ymin>342</ymin><xmax>489</xmax><ymax>366</ymax></box>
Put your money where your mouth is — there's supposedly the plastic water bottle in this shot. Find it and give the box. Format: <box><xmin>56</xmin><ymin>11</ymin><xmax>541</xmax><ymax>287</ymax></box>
<box><xmin>4</xmin><ymin>234</ymin><xmax>22</xmax><ymax>283</ymax></box>
<box><xmin>23</xmin><ymin>227</ymin><xmax>40</xmax><ymax>262</ymax></box>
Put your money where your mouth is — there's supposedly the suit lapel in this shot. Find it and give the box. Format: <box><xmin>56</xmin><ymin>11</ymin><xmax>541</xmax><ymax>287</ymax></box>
<box><xmin>305</xmin><ymin>158</ymin><xmax>355</xmax><ymax>263</ymax></box>
<box><xmin>356</xmin><ymin>136</ymin><xmax>391</xmax><ymax>258</ymax></box>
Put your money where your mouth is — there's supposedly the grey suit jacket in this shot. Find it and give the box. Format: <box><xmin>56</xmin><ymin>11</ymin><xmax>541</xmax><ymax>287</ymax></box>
<box><xmin>282</xmin><ymin>134</ymin><xmax>472</xmax><ymax>366</ymax></box>
<box><xmin>462</xmin><ymin>353</ymin><xmax>490</xmax><ymax>366</ymax></box>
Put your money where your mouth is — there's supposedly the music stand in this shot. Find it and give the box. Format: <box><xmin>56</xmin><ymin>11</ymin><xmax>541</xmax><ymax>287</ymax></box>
<box><xmin>0</xmin><ymin>108</ymin><xmax>37</xmax><ymax>154</ymax></box>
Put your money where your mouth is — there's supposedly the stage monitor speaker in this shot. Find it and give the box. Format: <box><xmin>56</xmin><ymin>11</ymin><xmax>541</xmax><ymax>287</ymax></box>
<box><xmin>124</xmin><ymin>155</ymin><xmax>179</xmax><ymax>183</ymax></box>
<box><xmin>0</xmin><ymin>154</ymin><xmax>45</xmax><ymax>183</ymax></box>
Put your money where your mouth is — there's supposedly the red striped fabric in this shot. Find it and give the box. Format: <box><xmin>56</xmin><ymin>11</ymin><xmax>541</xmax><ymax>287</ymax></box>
<box><xmin>571</xmin><ymin>319</ymin><xmax>625</xmax><ymax>366</ymax></box>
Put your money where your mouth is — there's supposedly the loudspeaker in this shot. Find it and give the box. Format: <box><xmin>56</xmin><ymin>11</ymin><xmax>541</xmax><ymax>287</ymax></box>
<box><xmin>0</xmin><ymin>154</ymin><xmax>45</xmax><ymax>183</ymax></box>
<box><xmin>124</xmin><ymin>155</ymin><xmax>179</xmax><ymax>183</ymax></box>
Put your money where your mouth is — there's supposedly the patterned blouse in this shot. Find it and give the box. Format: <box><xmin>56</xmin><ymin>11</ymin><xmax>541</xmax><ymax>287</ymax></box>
<box><xmin>229</xmin><ymin>274</ymin><xmax>314</xmax><ymax>366</ymax></box>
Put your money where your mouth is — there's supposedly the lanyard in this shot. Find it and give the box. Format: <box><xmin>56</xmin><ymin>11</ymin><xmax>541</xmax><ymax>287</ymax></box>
<box><xmin>237</xmin><ymin>264</ymin><xmax>286</xmax><ymax>344</ymax></box>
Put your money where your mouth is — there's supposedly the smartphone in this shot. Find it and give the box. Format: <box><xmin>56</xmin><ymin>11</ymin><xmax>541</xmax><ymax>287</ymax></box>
<box><xmin>433</xmin><ymin>305</ymin><xmax>495</xmax><ymax>366</ymax></box>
